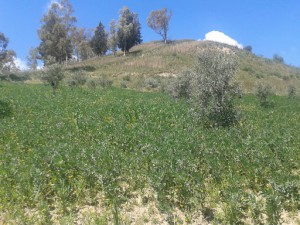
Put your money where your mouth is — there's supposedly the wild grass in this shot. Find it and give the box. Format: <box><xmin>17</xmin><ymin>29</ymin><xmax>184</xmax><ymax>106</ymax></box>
<box><xmin>0</xmin><ymin>83</ymin><xmax>299</xmax><ymax>224</ymax></box>
<box><xmin>63</xmin><ymin>40</ymin><xmax>300</xmax><ymax>96</ymax></box>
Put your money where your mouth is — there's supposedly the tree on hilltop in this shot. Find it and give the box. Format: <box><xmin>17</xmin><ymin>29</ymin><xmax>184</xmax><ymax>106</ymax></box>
<box><xmin>0</xmin><ymin>32</ymin><xmax>17</xmax><ymax>73</ymax></box>
<box><xmin>91</xmin><ymin>21</ymin><xmax>108</xmax><ymax>56</ymax></box>
<box><xmin>108</xmin><ymin>20</ymin><xmax>118</xmax><ymax>56</ymax></box>
<box><xmin>72</xmin><ymin>28</ymin><xmax>94</xmax><ymax>61</ymax></box>
<box><xmin>147</xmin><ymin>8</ymin><xmax>172</xmax><ymax>44</ymax></box>
<box><xmin>117</xmin><ymin>7</ymin><xmax>142</xmax><ymax>56</ymax></box>
<box><xmin>27</xmin><ymin>47</ymin><xmax>39</xmax><ymax>71</ymax></box>
<box><xmin>38</xmin><ymin>0</ymin><xmax>76</xmax><ymax>65</ymax></box>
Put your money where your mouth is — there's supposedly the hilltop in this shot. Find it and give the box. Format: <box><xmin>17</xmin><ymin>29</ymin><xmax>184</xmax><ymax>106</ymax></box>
<box><xmin>64</xmin><ymin>40</ymin><xmax>300</xmax><ymax>95</ymax></box>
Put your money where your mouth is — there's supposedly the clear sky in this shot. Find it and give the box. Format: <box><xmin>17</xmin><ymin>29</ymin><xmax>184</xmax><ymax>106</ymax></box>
<box><xmin>0</xmin><ymin>0</ymin><xmax>300</xmax><ymax>68</ymax></box>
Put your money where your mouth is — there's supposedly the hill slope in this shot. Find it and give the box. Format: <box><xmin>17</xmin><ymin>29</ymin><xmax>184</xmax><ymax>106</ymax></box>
<box><xmin>66</xmin><ymin>40</ymin><xmax>300</xmax><ymax>95</ymax></box>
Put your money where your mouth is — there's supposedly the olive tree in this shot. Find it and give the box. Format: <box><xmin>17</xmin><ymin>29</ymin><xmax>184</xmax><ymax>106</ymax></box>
<box><xmin>41</xmin><ymin>64</ymin><xmax>64</xmax><ymax>94</ymax></box>
<box><xmin>170</xmin><ymin>47</ymin><xmax>240</xmax><ymax>127</ymax></box>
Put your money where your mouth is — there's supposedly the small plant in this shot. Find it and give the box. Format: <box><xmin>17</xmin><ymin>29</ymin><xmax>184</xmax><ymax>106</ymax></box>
<box><xmin>67</xmin><ymin>71</ymin><xmax>87</xmax><ymax>88</ymax></box>
<box><xmin>73</xmin><ymin>71</ymin><xmax>87</xmax><ymax>86</ymax></box>
<box><xmin>144</xmin><ymin>77</ymin><xmax>159</xmax><ymax>89</ymax></box>
<box><xmin>167</xmin><ymin>70</ymin><xmax>191</xmax><ymax>99</ymax></box>
<box><xmin>288</xmin><ymin>85</ymin><xmax>296</xmax><ymax>98</ymax></box>
<box><xmin>273</xmin><ymin>54</ymin><xmax>284</xmax><ymax>64</ymax></box>
<box><xmin>122</xmin><ymin>74</ymin><xmax>131</xmax><ymax>81</ymax></box>
<box><xmin>120</xmin><ymin>80</ymin><xmax>128</xmax><ymax>88</ymax></box>
<box><xmin>256</xmin><ymin>84</ymin><xmax>273</xmax><ymax>107</ymax></box>
<box><xmin>41</xmin><ymin>64</ymin><xmax>64</xmax><ymax>94</ymax></box>
<box><xmin>98</xmin><ymin>76</ymin><xmax>113</xmax><ymax>88</ymax></box>
<box><xmin>86</xmin><ymin>79</ymin><xmax>97</xmax><ymax>89</ymax></box>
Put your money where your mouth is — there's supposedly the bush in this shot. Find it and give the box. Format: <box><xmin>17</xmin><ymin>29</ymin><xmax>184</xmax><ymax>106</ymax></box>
<box><xmin>120</xmin><ymin>80</ymin><xmax>128</xmax><ymax>88</ymax></box>
<box><xmin>243</xmin><ymin>45</ymin><xmax>252</xmax><ymax>53</ymax></box>
<box><xmin>256</xmin><ymin>84</ymin><xmax>274</xmax><ymax>107</ymax></box>
<box><xmin>171</xmin><ymin>47</ymin><xmax>241</xmax><ymax>127</ymax></box>
<box><xmin>67</xmin><ymin>71</ymin><xmax>87</xmax><ymax>88</ymax></box>
<box><xmin>167</xmin><ymin>71</ymin><xmax>191</xmax><ymax>99</ymax></box>
<box><xmin>122</xmin><ymin>74</ymin><xmax>131</xmax><ymax>81</ymax></box>
<box><xmin>288</xmin><ymin>85</ymin><xmax>296</xmax><ymax>98</ymax></box>
<box><xmin>73</xmin><ymin>71</ymin><xmax>87</xmax><ymax>86</ymax></box>
<box><xmin>144</xmin><ymin>77</ymin><xmax>159</xmax><ymax>89</ymax></box>
<box><xmin>41</xmin><ymin>64</ymin><xmax>64</xmax><ymax>94</ymax></box>
<box><xmin>98</xmin><ymin>76</ymin><xmax>113</xmax><ymax>88</ymax></box>
<box><xmin>86</xmin><ymin>79</ymin><xmax>97</xmax><ymax>89</ymax></box>
<box><xmin>273</xmin><ymin>54</ymin><xmax>284</xmax><ymax>64</ymax></box>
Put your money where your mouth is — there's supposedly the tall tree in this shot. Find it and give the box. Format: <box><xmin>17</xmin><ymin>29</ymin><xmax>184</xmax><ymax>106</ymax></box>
<box><xmin>91</xmin><ymin>21</ymin><xmax>108</xmax><ymax>56</ymax></box>
<box><xmin>117</xmin><ymin>7</ymin><xmax>142</xmax><ymax>56</ymax></box>
<box><xmin>38</xmin><ymin>0</ymin><xmax>76</xmax><ymax>66</ymax></box>
<box><xmin>27</xmin><ymin>47</ymin><xmax>39</xmax><ymax>71</ymax></box>
<box><xmin>108</xmin><ymin>20</ymin><xmax>118</xmax><ymax>56</ymax></box>
<box><xmin>0</xmin><ymin>32</ymin><xmax>17</xmax><ymax>73</ymax></box>
<box><xmin>71</xmin><ymin>28</ymin><xmax>94</xmax><ymax>61</ymax></box>
<box><xmin>0</xmin><ymin>33</ymin><xmax>8</xmax><ymax>63</ymax></box>
<box><xmin>147</xmin><ymin>8</ymin><xmax>172</xmax><ymax>44</ymax></box>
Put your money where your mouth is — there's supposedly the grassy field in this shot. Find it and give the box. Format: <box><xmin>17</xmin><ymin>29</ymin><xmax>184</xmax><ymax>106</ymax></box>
<box><xmin>0</xmin><ymin>83</ymin><xmax>299</xmax><ymax>224</ymax></box>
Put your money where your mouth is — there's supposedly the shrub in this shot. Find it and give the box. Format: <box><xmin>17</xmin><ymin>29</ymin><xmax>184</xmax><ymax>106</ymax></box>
<box><xmin>273</xmin><ymin>54</ymin><xmax>284</xmax><ymax>64</ymax></box>
<box><xmin>167</xmin><ymin>71</ymin><xmax>191</xmax><ymax>99</ymax></box>
<box><xmin>86</xmin><ymin>79</ymin><xmax>97</xmax><ymax>89</ymax></box>
<box><xmin>67</xmin><ymin>71</ymin><xmax>87</xmax><ymax>88</ymax></box>
<box><xmin>122</xmin><ymin>74</ymin><xmax>131</xmax><ymax>81</ymax></box>
<box><xmin>256</xmin><ymin>84</ymin><xmax>273</xmax><ymax>107</ymax></box>
<box><xmin>243</xmin><ymin>45</ymin><xmax>252</xmax><ymax>53</ymax></box>
<box><xmin>73</xmin><ymin>71</ymin><xmax>87</xmax><ymax>86</ymax></box>
<box><xmin>187</xmin><ymin>47</ymin><xmax>240</xmax><ymax>127</ymax></box>
<box><xmin>144</xmin><ymin>77</ymin><xmax>159</xmax><ymax>89</ymax></box>
<box><xmin>98</xmin><ymin>76</ymin><xmax>113</xmax><ymax>88</ymax></box>
<box><xmin>41</xmin><ymin>64</ymin><xmax>64</xmax><ymax>94</ymax></box>
<box><xmin>288</xmin><ymin>85</ymin><xmax>296</xmax><ymax>98</ymax></box>
<box><xmin>120</xmin><ymin>80</ymin><xmax>128</xmax><ymax>88</ymax></box>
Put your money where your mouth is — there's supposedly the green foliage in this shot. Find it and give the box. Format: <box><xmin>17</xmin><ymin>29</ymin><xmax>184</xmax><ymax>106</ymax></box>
<box><xmin>67</xmin><ymin>70</ymin><xmax>86</xmax><ymax>88</ymax></box>
<box><xmin>256</xmin><ymin>84</ymin><xmax>274</xmax><ymax>107</ymax></box>
<box><xmin>117</xmin><ymin>7</ymin><xmax>142</xmax><ymax>55</ymax></box>
<box><xmin>120</xmin><ymin>80</ymin><xmax>128</xmax><ymax>88</ymax></box>
<box><xmin>0</xmin><ymin>33</ymin><xmax>18</xmax><ymax>73</ymax></box>
<box><xmin>108</xmin><ymin>20</ymin><xmax>118</xmax><ymax>56</ymax></box>
<box><xmin>243</xmin><ymin>45</ymin><xmax>252</xmax><ymax>53</ymax></box>
<box><xmin>38</xmin><ymin>0</ymin><xmax>76</xmax><ymax>65</ymax></box>
<box><xmin>273</xmin><ymin>54</ymin><xmax>284</xmax><ymax>64</ymax></box>
<box><xmin>86</xmin><ymin>78</ymin><xmax>97</xmax><ymax>89</ymax></box>
<box><xmin>41</xmin><ymin>64</ymin><xmax>64</xmax><ymax>93</ymax></box>
<box><xmin>167</xmin><ymin>70</ymin><xmax>191</xmax><ymax>99</ymax></box>
<box><xmin>143</xmin><ymin>77</ymin><xmax>159</xmax><ymax>89</ymax></box>
<box><xmin>71</xmin><ymin>28</ymin><xmax>95</xmax><ymax>61</ymax></box>
<box><xmin>0</xmin><ymin>84</ymin><xmax>299</xmax><ymax>223</ymax></box>
<box><xmin>98</xmin><ymin>76</ymin><xmax>113</xmax><ymax>88</ymax></box>
<box><xmin>288</xmin><ymin>85</ymin><xmax>296</xmax><ymax>98</ymax></box>
<box><xmin>0</xmin><ymin>32</ymin><xmax>9</xmax><ymax>71</ymax></box>
<box><xmin>173</xmin><ymin>48</ymin><xmax>241</xmax><ymax>127</ymax></box>
<box><xmin>26</xmin><ymin>47</ymin><xmax>39</xmax><ymax>71</ymax></box>
<box><xmin>91</xmin><ymin>21</ymin><xmax>108</xmax><ymax>56</ymax></box>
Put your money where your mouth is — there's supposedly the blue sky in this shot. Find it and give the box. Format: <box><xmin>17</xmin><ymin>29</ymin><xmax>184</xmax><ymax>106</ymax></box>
<box><xmin>0</xmin><ymin>0</ymin><xmax>300</xmax><ymax>67</ymax></box>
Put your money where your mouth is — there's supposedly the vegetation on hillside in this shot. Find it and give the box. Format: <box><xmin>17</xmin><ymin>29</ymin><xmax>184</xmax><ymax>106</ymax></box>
<box><xmin>62</xmin><ymin>40</ymin><xmax>300</xmax><ymax>96</ymax></box>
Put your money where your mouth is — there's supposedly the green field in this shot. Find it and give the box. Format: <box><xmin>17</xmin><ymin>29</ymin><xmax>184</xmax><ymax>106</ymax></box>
<box><xmin>0</xmin><ymin>83</ymin><xmax>299</xmax><ymax>224</ymax></box>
